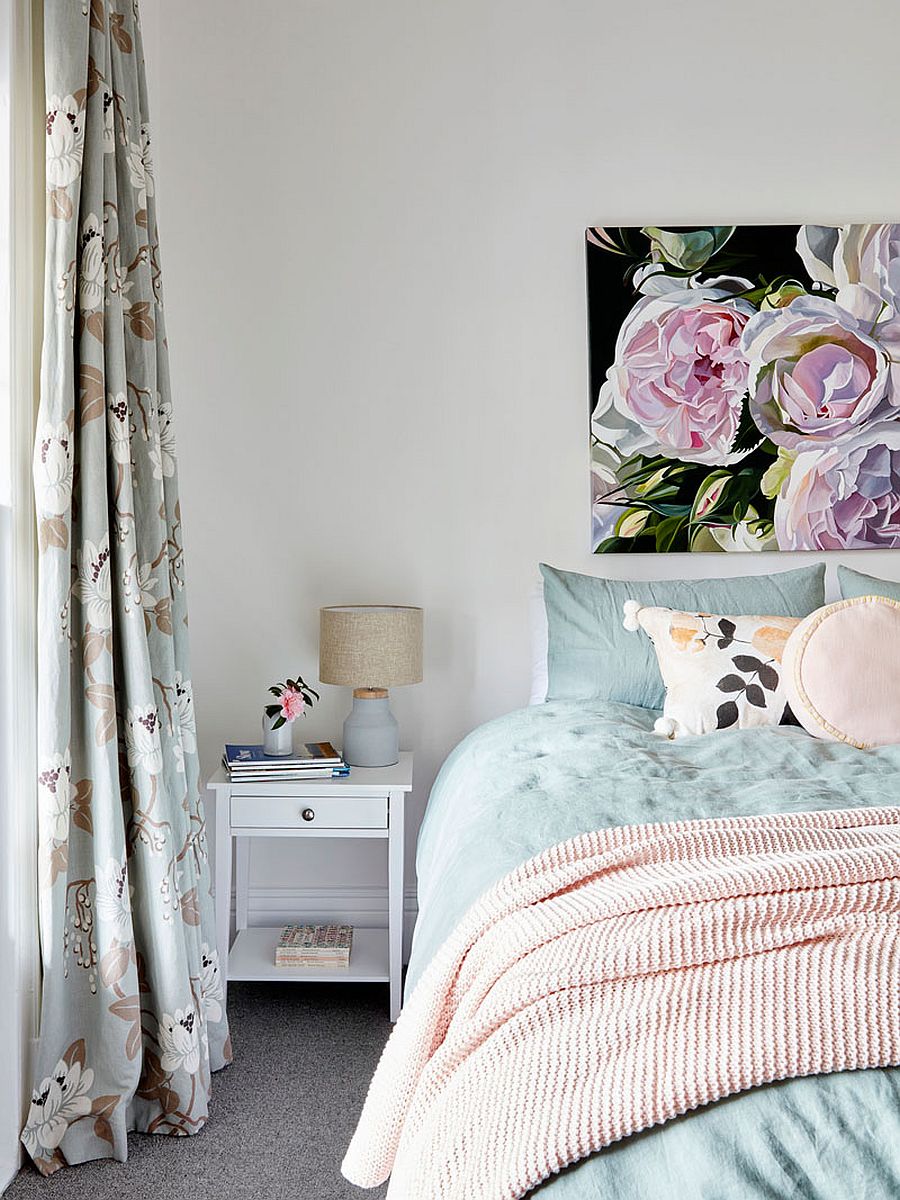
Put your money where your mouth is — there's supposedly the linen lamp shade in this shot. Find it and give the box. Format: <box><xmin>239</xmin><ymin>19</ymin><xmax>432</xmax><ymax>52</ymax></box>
<box><xmin>319</xmin><ymin>606</ymin><xmax>423</xmax><ymax>768</ymax></box>
<box><xmin>319</xmin><ymin>606</ymin><xmax>423</xmax><ymax>689</ymax></box>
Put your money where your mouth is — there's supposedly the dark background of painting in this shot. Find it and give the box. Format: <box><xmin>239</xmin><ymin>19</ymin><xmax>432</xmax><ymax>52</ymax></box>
<box><xmin>585</xmin><ymin>225</ymin><xmax>810</xmax><ymax>417</ymax></box>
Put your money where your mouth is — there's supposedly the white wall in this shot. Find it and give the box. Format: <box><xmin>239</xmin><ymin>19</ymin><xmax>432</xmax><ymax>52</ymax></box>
<box><xmin>143</xmin><ymin>0</ymin><xmax>900</xmax><ymax>908</ymax></box>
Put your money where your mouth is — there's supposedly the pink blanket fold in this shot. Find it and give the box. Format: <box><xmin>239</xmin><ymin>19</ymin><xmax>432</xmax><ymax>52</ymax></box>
<box><xmin>342</xmin><ymin>807</ymin><xmax>900</xmax><ymax>1200</ymax></box>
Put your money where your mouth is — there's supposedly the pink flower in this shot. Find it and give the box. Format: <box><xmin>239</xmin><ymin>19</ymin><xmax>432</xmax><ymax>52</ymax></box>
<box><xmin>602</xmin><ymin>287</ymin><xmax>753</xmax><ymax>466</ymax></box>
<box><xmin>279</xmin><ymin>688</ymin><xmax>306</xmax><ymax>722</ymax></box>
<box><xmin>742</xmin><ymin>296</ymin><xmax>890</xmax><ymax>448</ymax></box>
<box><xmin>774</xmin><ymin>424</ymin><xmax>900</xmax><ymax>550</ymax></box>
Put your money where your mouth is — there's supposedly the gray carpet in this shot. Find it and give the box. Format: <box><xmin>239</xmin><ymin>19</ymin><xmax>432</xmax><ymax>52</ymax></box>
<box><xmin>7</xmin><ymin>982</ymin><xmax>390</xmax><ymax>1200</ymax></box>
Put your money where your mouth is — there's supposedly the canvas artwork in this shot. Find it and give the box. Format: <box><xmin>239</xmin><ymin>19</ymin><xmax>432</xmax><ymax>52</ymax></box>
<box><xmin>587</xmin><ymin>224</ymin><xmax>900</xmax><ymax>553</ymax></box>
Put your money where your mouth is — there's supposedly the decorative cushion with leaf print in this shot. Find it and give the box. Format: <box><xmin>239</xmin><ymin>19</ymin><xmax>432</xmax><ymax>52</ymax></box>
<box><xmin>623</xmin><ymin>600</ymin><xmax>799</xmax><ymax>737</ymax></box>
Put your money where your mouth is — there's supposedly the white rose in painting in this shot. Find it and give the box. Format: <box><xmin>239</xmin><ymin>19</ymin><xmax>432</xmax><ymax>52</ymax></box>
<box><xmin>21</xmin><ymin>1056</ymin><xmax>94</xmax><ymax>1157</ymax></box>
<box><xmin>74</xmin><ymin>535</ymin><xmax>112</xmax><ymax>632</ymax></box>
<box><xmin>798</xmin><ymin>223</ymin><xmax>900</xmax><ymax>392</ymax></box>
<box><xmin>774</xmin><ymin>422</ymin><xmax>900</xmax><ymax>551</ymax></box>
<box><xmin>591</xmin><ymin>376</ymin><xmax>656</xmax><ymax>463</ymax></box>
<box><xmin>199</xmin><ymin>944</ymin><xmax>224</xmax><ymax>1025</ymax></box>
<box><xmin>158</xmin><ymin>1008</ymin><xmax>200</xmax><ymax>1076</ymax></box>
<box><xmin>742</xmin><ymin>296</ymin><xmax>891</xmax><ymax>448</ymax></box>
<box><xmin>34</xmin><ymin>422</ymin><xmax>73</xmax><ymax>516</ymax></box>
<box><xmin>95</xmin><ymin>857</ymin><xmax>133</xmax><ymax>937</ymax></box>
<box><xmin>78</xmin><ymin>213</ymin><xmax>105</xmax><ymax>312</ymax></box>
<box><xmin>46</xmin><ymin>94</ymin><xmax>84</xmax><ymax>189</ymax></box>
<box><xmin>107</xmin><ymin>393</ymin><xmax>132</xmax><ymax>464</ymax></box>
<box><xmin>124</xmin><ymin>705</ymin><xmax>163</xmax><ymax>775</ymax></box>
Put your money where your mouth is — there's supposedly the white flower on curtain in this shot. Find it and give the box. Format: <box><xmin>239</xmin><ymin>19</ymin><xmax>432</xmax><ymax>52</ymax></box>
<box><xmin>95</xmin><ymin>858</ymin><xmax>133</xmax><ymax>937</ymax></box>
<box><xmin>21</xmin><ymin>1057</ymin><xmax>95</xmax><ymax>1158</ymax></box>
<box><xmin>78</xmin><ymin>213</ymin><xmax>105</xmax><ymax>312</ymax></box>
<box><xmin>107</xmin><ymin>393</ymin><xmax>132</xmax><ymax>464</ymax></box>
<box><xmin>37</xmin><ymin>751</ymin><xmax>74</xmax><ymax>843</ymax></box>
<box><xmin>124</xmin><ymin>560</ymin><xmax>158</xmax><ymax>616</ymax></box>
<box><xmin>149</xmin><ymin>393</ymin><xmax>176</xmax><ymax>480</ymax></box>
<box><xmin>124</xmin><ymin>705</ymin><xmax>163</xmax><ymax>775</ymax></box>
<box><xmin>125</xmin><ymin>123</ymin><xmax>154</xmax><ymax>210</ymax></box>
<box><xmin>158</xmin><ymin>1009</ymin><xmax>200</xmax><ymax>1075</ymax></box>
<box><xmin>74</xmin><ymin>536</ymin><xmax>113</xmax><ymax>632</ymax></box>
<box><xmin>174</xmin><ymin>672</ymin><xmax>197</xmax><ymax>755</ymax></box>
<box><xmin>199</xmin><ymin>945</ymin><xmax>224</xmax><ymax>1025</ymax></box>
<box><xmin>45</xmin><ymin>94</ymin><xmax>84</xmax><ymax>188</ymax></box>
<box><xmin>34</xmin><ymin>423</ymin><xmax>73</xmax><ymax>516</ymax></box>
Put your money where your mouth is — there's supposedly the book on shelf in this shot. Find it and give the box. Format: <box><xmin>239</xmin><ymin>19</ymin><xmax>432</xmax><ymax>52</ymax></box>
<box><xmin>275</xmin><ymin>923</ymin><xmax>353</xmax><ymax>968</ymax></box>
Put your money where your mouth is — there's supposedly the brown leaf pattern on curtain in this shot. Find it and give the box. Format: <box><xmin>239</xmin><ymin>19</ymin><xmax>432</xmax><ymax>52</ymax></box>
<box><xmin>24</xmin><ymin>0</ymin><xmax>230</xmax><ymax>1176</ymax></box>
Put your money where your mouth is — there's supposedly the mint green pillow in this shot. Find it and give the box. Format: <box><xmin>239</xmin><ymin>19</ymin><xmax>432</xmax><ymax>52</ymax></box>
<box><xmin>837</xmin><ymin>565</ymin><xmax>900</xmax><ymax>604</ymax></box>
<box><xmin>540</xmin><ymin>562</ymin><xmax>826</xmax><ymax>710</ymax></box>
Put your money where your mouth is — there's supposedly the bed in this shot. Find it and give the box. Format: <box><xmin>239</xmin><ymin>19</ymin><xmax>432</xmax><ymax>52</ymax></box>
<box><xmin>404</xmin><ymin>699</ymin><xmax>900</xmax><ymax>1198</ymax></box>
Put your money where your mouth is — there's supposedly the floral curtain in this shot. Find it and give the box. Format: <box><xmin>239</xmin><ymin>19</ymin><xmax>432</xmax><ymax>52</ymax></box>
<box><xmin>24</xmin><ymin>0</ymin><xmax>230</xmax><ymax>1175</ymax></box>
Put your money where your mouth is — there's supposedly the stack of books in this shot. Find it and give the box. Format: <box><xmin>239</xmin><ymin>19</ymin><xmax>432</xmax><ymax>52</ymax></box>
<box><xmin>223</xmin><ymin>741</ymin><xmax>349</xmax><ymax>782</ymax></box>
<box><xmin>275</xmin><ymin>923</ymin><xmax>353</xmax><ymax>968</ymax></box>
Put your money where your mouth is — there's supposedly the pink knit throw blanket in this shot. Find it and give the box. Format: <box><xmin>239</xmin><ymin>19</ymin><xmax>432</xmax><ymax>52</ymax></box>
<box><xmin>343</xmin><ymin>807</ymin><xmax>900</xmax><ymax>1199</ymax></box>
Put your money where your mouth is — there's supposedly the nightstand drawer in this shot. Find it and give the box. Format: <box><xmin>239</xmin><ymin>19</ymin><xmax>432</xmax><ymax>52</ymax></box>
<box><xmin>230</xmin><ymin>794</ymin><xmax>388</xmax><ymax>830</ymax></box>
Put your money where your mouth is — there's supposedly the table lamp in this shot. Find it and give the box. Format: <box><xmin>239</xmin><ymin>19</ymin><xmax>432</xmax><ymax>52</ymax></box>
<box><xmin>319</xmin><ymin>605</ymin><xmax>423</xmax><ymax>767</ymax></box>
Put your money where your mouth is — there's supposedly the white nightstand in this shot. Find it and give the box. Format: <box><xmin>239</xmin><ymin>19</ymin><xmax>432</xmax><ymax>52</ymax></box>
<box><xmin>207</xmin><ymin>753</ymin><xmax>413</xmax><ymax>1021</ymax></box>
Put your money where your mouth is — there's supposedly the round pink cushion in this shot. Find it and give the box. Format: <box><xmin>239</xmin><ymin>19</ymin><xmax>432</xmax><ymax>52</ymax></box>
<box><xmin>782</xmin><ymin>595</ymin><xmax>900</xmax><ymax>749</ymax></box>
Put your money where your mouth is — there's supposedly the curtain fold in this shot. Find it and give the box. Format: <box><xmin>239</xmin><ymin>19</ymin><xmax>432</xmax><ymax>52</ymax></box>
<box><xmin>24</xmin><ymin>0</ymin><xmax>231</xmax><ymax>1175</ymax></box>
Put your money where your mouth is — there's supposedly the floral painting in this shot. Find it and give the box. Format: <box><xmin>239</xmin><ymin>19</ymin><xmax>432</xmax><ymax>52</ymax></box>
<box><xmin>587</xmin><ymin>225</ymin><xmax>900</xmax><ymax>553</ymax></box>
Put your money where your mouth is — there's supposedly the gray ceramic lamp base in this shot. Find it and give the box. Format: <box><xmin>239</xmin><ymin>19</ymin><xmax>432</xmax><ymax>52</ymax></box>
<box><xmin>342</xmin><ymin>690</ymin><xmax>399</xmax><ymax>767</ymax></box>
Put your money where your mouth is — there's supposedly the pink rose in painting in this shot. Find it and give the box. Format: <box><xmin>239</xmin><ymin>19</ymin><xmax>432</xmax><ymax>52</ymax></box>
<box><xmin>743</xmin><ymin>296</ymin><xmax>891</xmax><ymax>448</ymax></box>
<box><xmin>280</xmin><ymin>688</ymin><xmax>306</xmax><ymax>722</ymax></box>
<box><xmin>605</xmin><ymin>288</ymin><xmax>753</xmax><ymax>466</ymax></box>
<box><xmin>774</xmin><ymin>424</ymin><xmax>900</xmax><ymax>550</ymax></box>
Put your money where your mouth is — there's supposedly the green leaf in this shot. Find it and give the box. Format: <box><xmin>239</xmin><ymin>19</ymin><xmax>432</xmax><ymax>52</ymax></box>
<box><xmin>730</xmin><ymin>399</ymin><xmax>764</xmax><ymax>456</ymax></box>
<box><xmin>641</xmin><ymin>226</ymin><xmax>735</xmax><ymax>272</ymax></box>
<box><xmin>761</xmin><ymin>446</ymin><xmax>796</xmax><ymax>500</ymax></box>
<box><xmin>654</xmin><ymin>514</ymin><xmax>686</xmax><ymax>553</ymax></box>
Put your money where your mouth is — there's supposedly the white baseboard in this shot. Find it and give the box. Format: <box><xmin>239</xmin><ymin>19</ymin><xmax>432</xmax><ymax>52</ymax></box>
<box><xmin>231</xmin><ymin>884</ymin><xmax>419</xmax><ymax>959</ymax></box>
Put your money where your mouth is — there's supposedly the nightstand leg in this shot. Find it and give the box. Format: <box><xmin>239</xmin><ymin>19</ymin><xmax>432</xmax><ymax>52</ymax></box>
<box><xmin>235</xmin><ymin>838</ymin><xmax>251</xmax><ymax>931</ymax></box>
<box><xmin>388</xmin><ymin>788</ymin><xmax>405</xmax><ymax>1022</ymax></box>
<box><xmin>213</xmin><ymin>787</ymin><xmax>233</xmax><ymax>990</ymax></box>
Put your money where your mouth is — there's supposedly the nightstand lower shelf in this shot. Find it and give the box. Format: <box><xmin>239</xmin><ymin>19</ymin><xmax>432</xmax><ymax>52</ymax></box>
<box><xmin>209</xmin><ymin>755</ymin><xmax>412</xmax><ymax>1019</ymax></box>
<box><xmin>227</xmin><ymin>926</ymin><xmax>390</xmax><ymax>984</ymax></box>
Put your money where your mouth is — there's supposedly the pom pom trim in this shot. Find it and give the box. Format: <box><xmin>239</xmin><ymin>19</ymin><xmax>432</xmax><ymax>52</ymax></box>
<box><xmin>623</xmin><ymin>599</ymin><xmax>643</xmax><ymax>632</ymax></box>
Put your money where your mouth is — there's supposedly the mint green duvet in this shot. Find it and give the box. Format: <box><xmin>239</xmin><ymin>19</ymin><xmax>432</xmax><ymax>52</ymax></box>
<box><xmin>407</xmin><ymin>702</ymin><xmax>900</xmax><ymax>1199</ymax></box>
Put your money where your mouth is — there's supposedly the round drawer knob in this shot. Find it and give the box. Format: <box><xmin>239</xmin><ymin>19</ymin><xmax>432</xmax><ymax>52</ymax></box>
<box><xmin>301</xmin><ymin>808</ymin><xmax>315</xmax><ymax>823</ymax></box>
